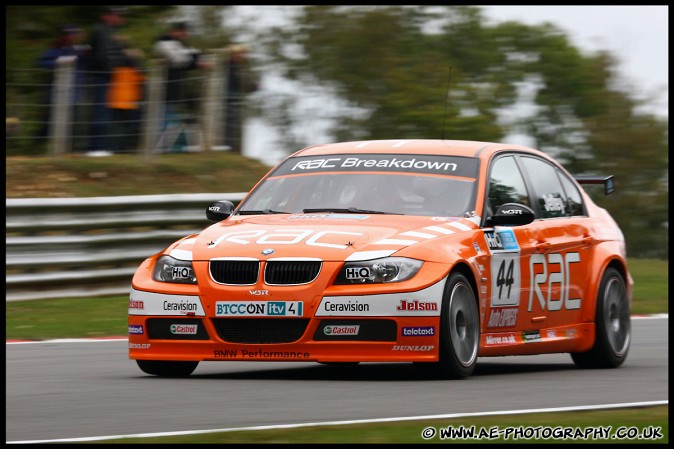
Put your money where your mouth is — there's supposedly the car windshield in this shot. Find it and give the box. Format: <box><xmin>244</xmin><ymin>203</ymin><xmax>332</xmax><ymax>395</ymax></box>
<box><xmin>238</xmin><ymin>154</ymin><xmax>479</xmax><ymax>217</ymax></box>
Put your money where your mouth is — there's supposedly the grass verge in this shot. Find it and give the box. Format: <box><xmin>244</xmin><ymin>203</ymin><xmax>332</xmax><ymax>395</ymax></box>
<box><xmin>88</xmin><ymin>405</ymin><xmax>668</xmax><ymax>444</ymax></box>
<box><xmin>629</xmin><ymin>258</ymin><xmax>669</xmax><ymax>315</ymax></box>
<box><xmin>6</xmin><ymin>152</ymin><xmax>273</xmax><ymax>198</ymax></box>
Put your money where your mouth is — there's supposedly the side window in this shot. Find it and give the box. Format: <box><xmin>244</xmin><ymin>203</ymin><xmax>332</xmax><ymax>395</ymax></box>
<box><xmin>519</xmin><ymin>157</ymin><xmax>568</xmax><ymax>219</ymax></box>
<box><xmin>488</xmin><ymin>156</ymin><xmax>530</xmax><ymax>212</ymax></box>
<box><xmin>558</xmin><ymin>172</ymin><xmax>585</xmax><ymax>216</ymax></box>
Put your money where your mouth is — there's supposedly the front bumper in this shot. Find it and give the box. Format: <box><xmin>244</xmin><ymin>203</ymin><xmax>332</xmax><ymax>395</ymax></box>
<box><xmin>128</xmin><ymin>280</ymin><xmax>446</xmax><ymax>363</ymax></box>
<box><xmin>128</xmin><ymin>314</ymin><xmax>441</xmax><ymax>363</ymax></box>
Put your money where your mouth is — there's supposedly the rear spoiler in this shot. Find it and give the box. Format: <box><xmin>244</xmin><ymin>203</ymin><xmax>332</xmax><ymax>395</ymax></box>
<box><xmin>574</xmin><ymin>175</ymin><xmax>615</xmax><ymax>195</ymax></box>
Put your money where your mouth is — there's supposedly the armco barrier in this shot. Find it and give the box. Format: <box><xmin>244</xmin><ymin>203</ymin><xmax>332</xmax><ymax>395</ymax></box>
<box><xmin>6</xmin><ymin>193</ymin><xmax>246</xmax><ymax>301</ymax></box>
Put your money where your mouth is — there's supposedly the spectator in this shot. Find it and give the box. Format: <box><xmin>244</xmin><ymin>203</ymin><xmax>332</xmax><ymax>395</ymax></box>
<box><xmin>223</xmin><ymin>44</ymin><xmax>258</xmax><ymax>154</ymax></box>
<box><xmin>85</xmin><ymin>6</ymin><xmax>128</xmax><ymax>155</ymax></box>
<box><xmin>107</xmin><ymin>36</ymin><xmax>145</xmax><ymax>153</ymax></box>
<box><xmin>153</xmin><ymin>21</ymin><xmax>211</xmax><ymax>152</ymax></box>
<box><xmin>36</xmin><ymin>24</ymin><xmax>89</xmax><ymax>144</ymax></box>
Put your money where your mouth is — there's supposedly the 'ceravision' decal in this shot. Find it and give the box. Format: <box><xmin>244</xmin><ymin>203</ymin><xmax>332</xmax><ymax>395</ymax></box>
<box><xmin>316</xmin><ymin>279</ymin><xmax>445</xmax><ymax>316</ymax></box>
<box><xmin>129</xmin><ymin>288</ymin><xmax>206</xmax><ymax>316</ymax></box>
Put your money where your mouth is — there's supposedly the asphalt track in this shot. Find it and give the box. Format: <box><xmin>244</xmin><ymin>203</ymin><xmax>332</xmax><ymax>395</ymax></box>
<box><xmin>6</xmin><ymin>317</ymin><xmax>668</xmax><ymax>443</ymax></box>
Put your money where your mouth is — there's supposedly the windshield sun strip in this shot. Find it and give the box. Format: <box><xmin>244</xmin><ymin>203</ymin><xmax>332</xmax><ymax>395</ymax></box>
<box><xmin>261</xmin><ymin>171</ymin><xmax>478</xmax><ymax>183</ymax></box>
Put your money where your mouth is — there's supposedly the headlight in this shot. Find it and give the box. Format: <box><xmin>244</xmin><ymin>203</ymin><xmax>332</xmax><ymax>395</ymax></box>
<box><xmin>152</xmin><ymin>256</ymin><xmax>197</xmax><ymax>284</ymax></box>
<box><xmin>334</xmin><ymin>257</ymin><xmax>423</xmax><ymax>284</ymax></box>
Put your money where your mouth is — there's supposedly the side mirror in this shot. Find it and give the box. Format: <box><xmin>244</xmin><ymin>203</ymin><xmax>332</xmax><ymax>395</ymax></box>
<box><xmin>206</xmin><ymin>200</ymin><xmax>234</xmax><ymax>222</ymax></box>
<box><xmin>489</xmin><ymin>203</ymin><xmax>535</xmax><ymax>226</ymax></box>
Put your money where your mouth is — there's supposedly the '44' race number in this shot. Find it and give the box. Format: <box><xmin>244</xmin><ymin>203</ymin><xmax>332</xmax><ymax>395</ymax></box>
<box><xmin>490</xmin><ymin>253</ymin><xmax>521</xmax><ymax>307</ymax></box>
<box><xmin>496</xmin><ymin>259</ymin><xmax>515</xmax><ymax>299</ymax></box>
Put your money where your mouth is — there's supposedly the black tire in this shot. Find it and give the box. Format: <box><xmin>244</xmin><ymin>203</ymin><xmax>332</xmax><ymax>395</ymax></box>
<box><xmin>571</xmin><ymin>267</ymin><xmax>631</xmax><ymax>369</ymax></box>
<box><xmin>136</xmin><ymin>360</ymin><xmax>199</xmax><ymax>377</ymax></box>
<box><xmin>415</xmin><ymin>272</ymin><xmax>480</xmax><ymax>379</ymax></box>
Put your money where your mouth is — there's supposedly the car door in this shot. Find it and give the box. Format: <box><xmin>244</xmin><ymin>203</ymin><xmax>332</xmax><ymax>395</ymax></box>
<box><xmin>516</xmin><ymin>155</ymin><xmax>593</xmax><ymax>332</ymax></box>
<box><xmin>482</xmin><ymin>154</ymin><xmax>537</xmax><ymax>334</ymax></box>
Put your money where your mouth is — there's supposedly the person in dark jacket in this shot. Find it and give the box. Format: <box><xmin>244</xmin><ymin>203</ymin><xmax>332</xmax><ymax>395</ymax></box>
<box><xmin>36</xmin><ymin>24</ymin><xmax>89</xmax><ymax>144</ymax></box>
<box><xmin>223</xmin><ymin>44</ymin><xmax>258</xmax><ymax>154</ymax></box>
<box><xmin>85</xmin><ymin>6</ymin><xmax>128</xmax><ymax>154</ymax></box>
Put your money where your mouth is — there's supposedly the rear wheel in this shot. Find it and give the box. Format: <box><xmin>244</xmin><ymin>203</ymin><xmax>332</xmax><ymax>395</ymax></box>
<box><xmin>136</xmin><ymin>360</ymin><xmax>199</xmax><ymax>377</ymax></box>
<box><xmin>571</xmin><ymin>267</ymin><xmax>630</xmax><ymax>368</ymax></box>
<box><xmin>416</xmin><ymin>272</ymin><xmax>480</xmax><ymax>379</ymax></box>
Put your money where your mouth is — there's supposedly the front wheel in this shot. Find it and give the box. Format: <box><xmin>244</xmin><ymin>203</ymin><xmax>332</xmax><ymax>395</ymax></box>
<box><xmin>571</xmin><ymin>267</ymin><xmax>631</xmax><ymax>369</ymax></box>
<box><xmin>136</xmin><ymin>360</ymin><xmax>199</xmax><ymax>377</ymax></box>
<box><xmin>416</xmin><ymin>272</ymin><xmax>480</xmax><ymax>379</ymax></box>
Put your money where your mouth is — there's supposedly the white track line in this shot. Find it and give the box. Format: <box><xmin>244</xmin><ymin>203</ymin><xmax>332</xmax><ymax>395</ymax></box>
<box><xmin>7</xmin><ymin>400</ymin><xmax>668</xmax><ymax>444</ymax></box>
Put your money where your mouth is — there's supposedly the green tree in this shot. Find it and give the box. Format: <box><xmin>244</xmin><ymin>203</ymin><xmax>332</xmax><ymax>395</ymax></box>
<box><xmin>582</xmin><ymin>90</ymin><xmax>668</xmax><ymax>259</ymax></box>
<box><xmin>264</xmin><ymin>6</ymin><xmax>509</xmax><ymax>142</ymax></box>
<box><xmin>257</xmin><ymin>5</ymin><xmax>668</xmax><ymax>258</ymax></box>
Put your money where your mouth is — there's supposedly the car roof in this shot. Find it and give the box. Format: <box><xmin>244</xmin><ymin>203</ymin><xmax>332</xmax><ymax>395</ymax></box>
<box><xmin>292</xmin><ymin>139</ymin><xmax>547</xmax><ymax>160</ymax></box>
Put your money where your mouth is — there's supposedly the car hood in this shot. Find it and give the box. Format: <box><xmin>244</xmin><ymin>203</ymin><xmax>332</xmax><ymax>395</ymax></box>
<box><xmin>169</xmin><ymin>213</ymin><xmax>479</xmax><ymax>262</ymax></box>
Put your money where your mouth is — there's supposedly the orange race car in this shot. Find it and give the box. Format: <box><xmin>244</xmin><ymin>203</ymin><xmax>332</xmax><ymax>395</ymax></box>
<box><xmin>128</xmin><ymin>139</ymin><xmax>632</xmax><ymax>378</ymax></box>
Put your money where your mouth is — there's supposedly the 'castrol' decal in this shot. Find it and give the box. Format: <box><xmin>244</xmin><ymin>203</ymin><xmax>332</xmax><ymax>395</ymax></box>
<box><xmin>170</xmin><ymin>324</ymin><xmax>198</xmax><ymax>335</ymax></box>
<box><xmin>324</xmin><ymin>325</ymin><xmax>360</xmax><ymax>336</ymax></box>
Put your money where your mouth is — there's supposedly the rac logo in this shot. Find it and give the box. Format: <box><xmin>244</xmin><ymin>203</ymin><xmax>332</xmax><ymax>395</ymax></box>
<box><xmin>208</xmin><ymin>229</ymin><xmax>363</xmax><ymax>250</ymax></box>
<box><xmin>528</xmin><ymin>252</ymin><xmax>581</xmax><ymax>312</ymax></box>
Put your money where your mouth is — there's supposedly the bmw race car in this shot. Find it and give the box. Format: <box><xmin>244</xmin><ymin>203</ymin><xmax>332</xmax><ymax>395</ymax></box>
<box><xmin>128</xmin><ymin>139</ymin><xmax>632</xmax><ymax>378</ymax></box>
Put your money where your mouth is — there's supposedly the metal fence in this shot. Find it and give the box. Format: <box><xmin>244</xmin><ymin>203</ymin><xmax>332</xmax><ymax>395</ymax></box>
<box><xmin>6</xmin><ymin>48</ymin><xmax>251</xmax><ymax>157</ymax></box>
<box><xmin>6</xmin><ymin>193</ymin><xmax>246</xmax><ymax>302</ymax></box>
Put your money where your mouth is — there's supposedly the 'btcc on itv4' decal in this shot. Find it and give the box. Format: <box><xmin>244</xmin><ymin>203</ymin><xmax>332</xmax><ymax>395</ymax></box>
<box><xmin>215</xmin><ymin>301</ymin><xmax>304</xmax><ymax>317</ymax></box>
